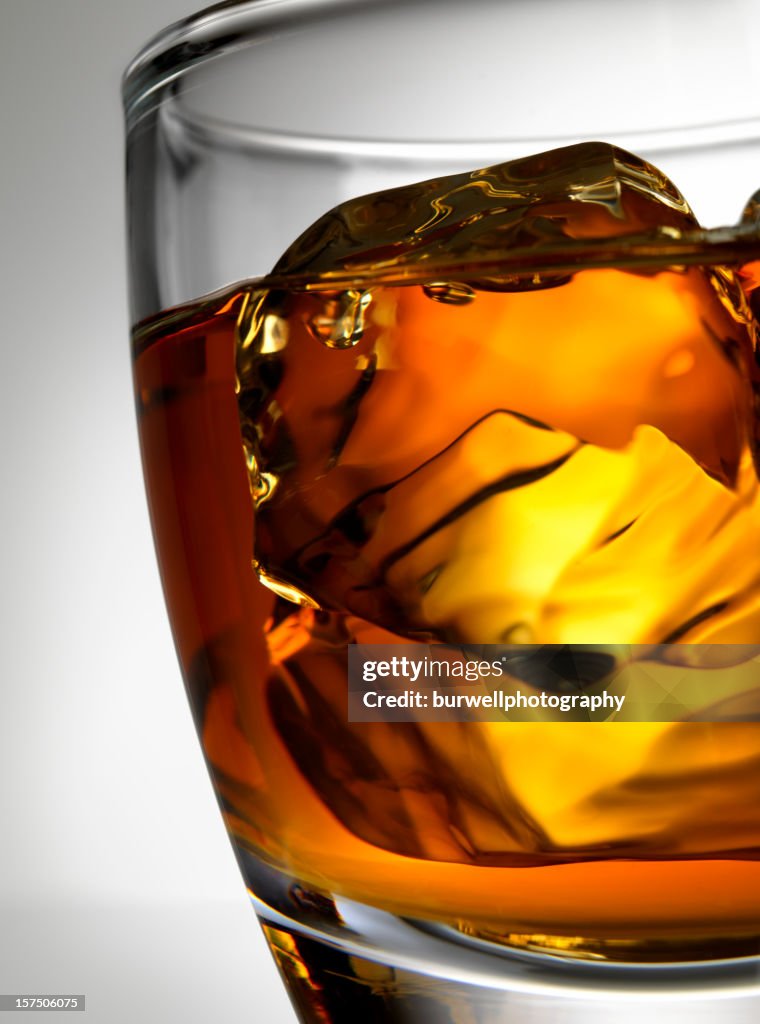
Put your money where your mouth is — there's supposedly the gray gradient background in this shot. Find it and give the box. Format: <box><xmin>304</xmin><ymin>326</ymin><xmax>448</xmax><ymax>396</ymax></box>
<box><xmin>0</xmin><ymin>2</ymin><xmax>294</xmax><ymax>1021</ymax></box>
<box><xmin>1</xmin><ymin>2</ymin><xmax>760</xmax><ymax>1023</ymax></box>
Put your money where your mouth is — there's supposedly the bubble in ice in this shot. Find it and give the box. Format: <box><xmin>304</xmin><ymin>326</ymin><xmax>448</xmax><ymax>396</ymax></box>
<box><xmin>422</xmin><ymin>282</ymin><xmax>476</xmax><ymax>305</ymax></box>
<box><xmin>305</xmin><ymin>289</ymin><xmax>372</xmax><ymax>349</ymax></box>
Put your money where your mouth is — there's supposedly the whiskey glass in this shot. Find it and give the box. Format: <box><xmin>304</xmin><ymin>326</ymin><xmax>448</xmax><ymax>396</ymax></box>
<box><xmin>124</xmin><ymin>0</ymin><xmax>760</xmax><ymax>1020</ymax></box>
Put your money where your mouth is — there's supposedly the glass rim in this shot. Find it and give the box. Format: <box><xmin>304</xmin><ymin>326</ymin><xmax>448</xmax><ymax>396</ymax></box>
<box><xmin>122</xmin><ymin>0</ymin><xmax>387</xmax><ymax>121</ymax></box>
<box><xmin>122</xmin><ymin>0</ymin><xmax>760</xmax><ymax>159</ymax></box>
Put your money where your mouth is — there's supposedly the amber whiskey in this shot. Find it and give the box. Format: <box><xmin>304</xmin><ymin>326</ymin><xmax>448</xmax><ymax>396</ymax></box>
<box><xmin>134</xmin><ymin>142</ymin><xmax>760</xmax><ymax>962</ymax></box>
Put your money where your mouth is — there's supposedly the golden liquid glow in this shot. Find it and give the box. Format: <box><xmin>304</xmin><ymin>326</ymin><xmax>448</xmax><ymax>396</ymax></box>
<box><xmin>134</xmin><ymin>143</ymin><xmax>760</xmax><ymax>956</ymax></box>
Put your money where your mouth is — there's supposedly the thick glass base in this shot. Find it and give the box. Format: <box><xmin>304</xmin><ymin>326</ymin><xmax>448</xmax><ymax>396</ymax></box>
<box><xmin>258</xmin><ymin>914</ymin><xmax>760</xmax><ymax>1024</ymax></box>
<box><xmin>245</xmin><ymin>854</ymin><xmax>760</xmax><ymax>1024</ymax></box>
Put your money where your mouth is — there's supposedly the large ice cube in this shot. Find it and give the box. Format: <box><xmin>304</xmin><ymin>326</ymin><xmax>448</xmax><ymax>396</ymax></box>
<box><xmin>272</xmin><ymin>141</ymin><xmax>696</xmax><ymax>281</ymax></box>
<box><xmin>238</xmin><ymin>142</ymin><xmax>759</xmax><ymax>647</ymax></box>
<box><xmin>230</xmin><ymin>143</ymin><xmax>760</xmax><ymax>868</ymax></box>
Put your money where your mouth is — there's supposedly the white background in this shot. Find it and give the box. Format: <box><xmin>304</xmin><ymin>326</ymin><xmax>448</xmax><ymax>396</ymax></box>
<box><xmin>0</xmin><ymin>2</ymin><xmax>294</xmax><ymax>1021</ymax></box>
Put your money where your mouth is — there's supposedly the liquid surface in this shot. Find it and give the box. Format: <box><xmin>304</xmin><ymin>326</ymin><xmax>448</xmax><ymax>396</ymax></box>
<box><xmin>134</xmin><ymin>143</ymin><xmax>760</xmax><ymax>954</ymax></box>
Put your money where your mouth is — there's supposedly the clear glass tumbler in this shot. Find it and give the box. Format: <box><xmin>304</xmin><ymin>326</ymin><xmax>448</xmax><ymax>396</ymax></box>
<box><xmin>124</xmin><ymin>1</ymin><xmax>760</xmax><ymax>1020</ymax></box>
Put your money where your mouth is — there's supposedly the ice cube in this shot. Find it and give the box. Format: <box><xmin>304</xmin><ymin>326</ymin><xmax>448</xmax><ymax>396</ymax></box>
<box><xmin>272</xmin><ymin>141</ymin><xmax>697</xmax><ymax>282</ymax></box>
<box><xmin>238</xmin><ymin>142</ymin><xmax>760</xmax><ymax>647</ymax></box>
